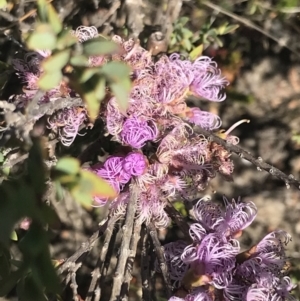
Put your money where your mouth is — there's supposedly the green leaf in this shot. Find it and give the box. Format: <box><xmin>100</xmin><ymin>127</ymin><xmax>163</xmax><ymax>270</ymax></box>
<box><xmin>189</xmin><ymin>44</ymin><xmax>203</xmax><ymax>61</ymax></box>
<box><xmin>94</xmin><ymin>77</ymin><xmax>106</xmax><ymax>100</ymax></box>
<box><xmin>19</xmin><ymin>224</ymin><xmax>47</xmax><ymax>257</ymax></box>
<box><xmin>48</xmin><ymin>4</ymin><xmax>63</xmax><ymax>34</ymax></box>
<box><xmin>27</xmin><ymin>138</ymin><xmax>46</xmax><ymax>195</ymax></box>
<box><xmin>220</xmin><ymin>24</ymin><xmax>239</xmax><ymax>35</ymax></box>
<box><xmin>110</xmin><ymin>78</ymin><xmax>131</xmax><ymax>114</ymax></box>
<box><xmin>77</xmin><ymin>67</ymin><xmax>101</xmax><ymax>83</ymax></box>
<box><xmin>10</xmin><ymin>231</ymin><xmax>18</xmax><ymax>241</ymax></box>
<box><xmin>0</xmin><ymin>267</ymin><xmax>24</xmax><ymax>296</ymax></box>
<box><xmin>42</xmin><ymin>49</ymin><xmax>70</xmax><ymax>73</ymax></box>
<box><xmin>0</xmin><ymin>0</ymin><xmax>7</xmax><ymax>9</ymax></box>
<box><xmin>83</xmin><ymin>38</ymin><xmax>120</xmax><ymax>56</ymax></box>
<box><xmin>17</xmin><ymin>274</ymin><xmax>47</xmax><ymax>301</ymax></box>
<box><xmin>32</xmin><ymin>251</ymin><xmax>61</xmax><ymax>294</ymax></box>
<box><xmin>0</xmin><ymin>244</ymin><xmax>11</xmax><ymax>279</ymax></box>
<box><xmin>81</xmin><ymin>89</ymin><xmax>99</xmax><ymax>121</ymax></box>
<box><xmin>181</xmin><ymin>28</ymin><xmax>193</xmax><ymax>39</ymax></box>
<box><xmin>70</xmin><ymin>55</ymin><xmax>89</xmax><ymax>67</ymax></box>
<box><xmin>38</xmin><ymin>70</ymin><xmax>62</xmax><ymax>90</ymax></box>
<box><xmin>56</xmin><ymin>29</ymin><xmax>78</xmax><ymax>50</ymax></box>
<box><xmin>55</xmin><ymin>157</ymin><xmax>80</xmax><ymax>175</ymax></box>
<box><xmin>27</xmin><ymin>23</ymin><xmax>57</xmax><ymax>50</ymax></box>
<box><xmin>217</xmin><ymin>22</ymin><xmax>239</xmax><ymax>35</ymax></box>
<box><xmin>215</xmin><ymin>36</ymin><xmax>223</xmax><ymax>47</ymax></box>
<box><xmin>181</xmin><ymin>38</ymin><xmax>192</xmax><ymax>51</ymax></box>
<box><xmin>179</xmin><ymin>16</ymin><xmax>189</xmax><ymax>26</ymax></box>
<box><xmin>36</xmin><ymin>0</ymin><xmax>48</xmax><ymax>22</ymax></box>
<box><xmin>101</xmin><ymin>61</ymin><xmax>131</xmax><ymax>82</ymax></box>
<box><xmin>100</xmin><ymin>62</ymin><xmax>131</xmax><ymax>114</ymax></box>
<box><xmin>71</xmin><ymin>170</ymin><xmax>117</xmax><ymax>207</ymax></box>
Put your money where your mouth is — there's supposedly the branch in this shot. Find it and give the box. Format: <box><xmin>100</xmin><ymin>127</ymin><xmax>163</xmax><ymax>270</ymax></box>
<box><xmin>147</xmin><ymin>222</ymin><xmax>172</xmax><ymax>298</ymax></box>
<box><xmin>193</xmin><ymin>125</ymin><xmax>300</xmax><ymax>191</ymax></box>
<box><xmin>57</xmin><ymin>218</ymin><xmax>109</xmax><ymax>275</ymax></box>
<box><xmin>164</xmin><ymin>201</ymin><xmax>191</xmax><ymax>241</ymax></box>
<box><xmin>109</xmin><ymin>185</ymin><xmax>138</xmax><ymax>301</ymax></box>
<box><xmin>65</xmin><ymin>262</ymin><xmax>82</xmax><ymax>301</ymax></box>
<box><xmin>120</xmin><ymin>220</ymin><xmax>142</xmax><ymax>300</ymax></box>
<box><xmin>141</xmin><ymin>225</ymin><xmax>151</xmax><ymax>301</ymax></box>
<box><xmin>27</xmin><ymin>96</ymin><xmax>84</xmax><ymax>121</ymax></box>
<box><xmin>201</xmin><ymin>1</ymin><xmax>300</xmax><ymax>58</ymax></box>
<box><xmin>2</xmin><ymin>138</ymin><xmax>59</xmax><ymax>169</ymax></box>
<box><xmin>86</xmin><ymin>215</ymin><xmax>118</xmax><ymax>301</ymax></box>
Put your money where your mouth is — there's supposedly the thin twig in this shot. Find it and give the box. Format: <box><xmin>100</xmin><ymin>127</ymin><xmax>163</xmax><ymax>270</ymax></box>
<box><xmin>86</xmin><ymin>215</ymin><xmax>119</xmax><ymax>301</ymax></box>
<box><xmin>201</xmin><ymin>1</ymin><xmax>300</xmax><ymax>58</ymax></box>
<box><xmin>65</xmin><ymin>262</ymin><xmax>82</xmax><ymax>301</ymax></box>
<box><xmin>2</xmin><ymin>138</ymin><xmax>59</xmax><ymax>169</ymax></box>
<box><xmin>109</xmin><ymin>185</ymin><xmax>138</xmax><ymax>301</ymax></box>
<box><xmin>193</xmin><ymin>125</ymin><xmax>300</xmax><ymax>191</ymax></box>
<box><xmin>94</xmin><ymin>1</ymin><xmax>121</xmax><ymax>27</ymax></box>
<box><xmin>27</xmin><ymin>96</ymin><xmax>84</xmax><ymax>120</ymax></box>
<box><xmin>95</xmin><ymin>220</ymin><xmax>119</xmax><ymax>301</ymax></box>
<box><xmin>141</xmin><ymin>225</ymin><xmax>151</xmax><ymax>301</ymax></box>
<box><xmin>149</xmin><ymin>240</ymin><xmax>157</xmax><ymax>301</ymax></box>
<box><xmin>164</xmin><ymin>201</ymin><xmax>191</xmax><ymax>240</ymax></box>
<box><xmin>58</xmin><ymin>218</ymin><xmax>109</xmax><ymax>275</ymax></box>
<box><xmin>147</xmin><ymin>223</ymin><xmax>172</xmax><ymax>298</ymax></box>
<box><xmin>120</xmin><ymin>221</ymin><xmax>142</xmax><ymax>300</ymax></box>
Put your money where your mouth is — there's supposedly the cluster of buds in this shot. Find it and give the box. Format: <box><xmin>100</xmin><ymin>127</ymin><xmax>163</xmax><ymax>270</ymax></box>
<box><xmin>163</xmin><ymin>197</ymin><xmax>295</xmax><ymax>301</ymax></box>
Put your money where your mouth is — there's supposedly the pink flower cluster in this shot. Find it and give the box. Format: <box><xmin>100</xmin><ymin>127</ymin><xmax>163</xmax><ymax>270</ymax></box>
<box><xmin>12</xmin><ymin>26</ymin><xmax>235</xmax><ymax>227</ymax></box>
<box><xmin>163</xmin><ymin>197</ymin><xmax>295</xmax><ymax>301</ymax></box>
<box><xmin>74</xmin><ymin>28</ymin><xmax>232</xmax><ymax>227</ymax></box>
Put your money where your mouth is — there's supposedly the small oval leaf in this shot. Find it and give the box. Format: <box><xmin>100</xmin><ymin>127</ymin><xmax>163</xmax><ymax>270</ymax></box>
<box><xmin>38</xmin><ymin>70</ymin><xmax>62</xmax><ymax>90</ymax></box>
<box><xmin>83</xmin><ymin>38</ymin><xmax>120</xmax><ymax>56</ymax></box>
<box><xmin>42</xmin><ymin>49</ymin><xmax>71</xmax><ymax>73</ymax></box>
<box><xmin>27</xmin><ymin>23</ymin><xmax>57</xmax><ymax>50</ymax></box>
<box><xmin>55</xmin><ymin>157</ymin><xmax>80</xmax><ymax>175</ymax></box>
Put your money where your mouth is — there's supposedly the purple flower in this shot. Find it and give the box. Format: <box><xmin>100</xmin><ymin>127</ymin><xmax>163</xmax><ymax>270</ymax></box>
<box><xmin>193</xmin><ymin>197</ymin><xmax>223</xmax><ymax>232</ymax></box>
<box><xmin>120</xmin><ymin>117</ymin><xmax>158</xmax><ymax>148</ymax></box>
<box><xmin>184</xmin><ymin>107</ymin><xmax>222</xmax><ymax>130</ymax></box>
<box><xmin>193</xmin><ymin>197</ymin><xmax>257</xmax><ymax>239</ymax></box>
<box><xmin>98</xmin><ymin>156</ymin><xmax>131</xmax><ymax>186</ymax></box>
<box><xmin>110</xmin><ymin>191</ymin><xmax>130</xmax><ymax>216</ymax></box>
<box><xmin>106</xmin><ymin>98</ymin><xmax>126</xmax><ymax>135</ymax></box>
<box><xmin>188</xmin><ymin>223</ymin><xmax>206</xmax><ymax>243</ymax></box>
<box><xmin>245</xmin><ymin>273</ymin><xmax>296</xmax><ymax>301</ymax></box>
<box><xmin>71</xmin><ymin>25</ymin><xmax>99</xmax><ymax>42</ymax></box>
<box><xmin>154</xmin><ymin>54</ymin><xmax>192</xmax><ymax>104</ymax></box>
<box><xmin>274</xmin><ymin>276</ymin><xmax>297</xmax><ymax>301</ymax></box>
<box><xmin>162</xmin><ymin>241</ymin><xmax>189</xmax><ymax>288</ymax></box>
<box><xmin>181</xmin><ymin>234</ymin><xmax>239</xmax><ymax>288</ymax></box>
<box><xmin>161</xmin><ymin>175</ymin><xmax>187</xmax><ymax>197</ymax></box>
<box><xmin>217</xmin><ymin>197</ymin><xmax>257</xmax><ymax>239</ymax></box>
<box><xmin>190</xmin><ymin>57</ymin><xmax>229</xmax><ymax>102</ymax></box>
<box><xmin>136</xmin><ymin>184</ymin><xmax>169</xmax><ymax>228</ymax></box>
<box><xmin>122</xmin><ymin>152</ymin><xmax>148</xmax><ymax>176</ymax></box>
<box><xmin>47</xmin><ymin>107</ymin><xmax>87</xmax><ymax>147</ymax></box>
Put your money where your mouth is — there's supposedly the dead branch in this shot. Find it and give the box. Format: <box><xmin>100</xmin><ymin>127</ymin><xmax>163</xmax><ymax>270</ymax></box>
<box><xmin>193</xmin><ymin>125</ymin><xmax>300</xmax><ymax>191</ymax></box>
<box><xmin>120</xmin><ymin>220</ymin><xmax>142</xmax><ymax>300</ymax></box>
<box><xmin>109</xmin><ymin>185</ymin><xmax>138</xmax><ymax>301</ymax></box>
<box><xmin>86</xmin><ymin>215</ymin><xmax>119</xmax><ymax>301</ymax></box>
<box><xmin>57</xmin><ymin>218</ymin><xmax>109</xmax><ymax>275</ymax></box>
<box><xmin>147</xmin><ymin>222</ymin><xmax>172</xmax><ymax>298</ymax></box>
<box><xmin>141</xmin><ymin>225</ymin><xmax>151</xmax><ymax>301</ymax></box>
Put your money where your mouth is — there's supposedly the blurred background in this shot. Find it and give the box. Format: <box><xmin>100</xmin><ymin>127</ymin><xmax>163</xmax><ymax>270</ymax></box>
<box><xmin>1</xmin><ymin>0</ymin><xmax>300</xmax><ymax>299</ymax></box>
